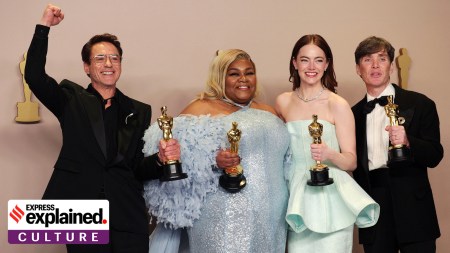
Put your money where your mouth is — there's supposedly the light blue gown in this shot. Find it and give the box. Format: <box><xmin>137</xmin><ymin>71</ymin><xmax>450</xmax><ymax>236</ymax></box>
<box><xmin>285</xmin><ymin>120</ymin><xmax>380</xmax><ymax>253</ymax></box>
<box><xmin>142</xmin><ymin>108</ymin><xmax>290</xmax><ymax>253</ymax></box>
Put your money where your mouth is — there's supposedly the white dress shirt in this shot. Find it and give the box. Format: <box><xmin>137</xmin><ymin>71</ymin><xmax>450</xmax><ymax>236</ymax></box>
<box><xmin>366</xmin><ymin>84</ymin><xmax>395</xmax><ymax>171</ymax></box>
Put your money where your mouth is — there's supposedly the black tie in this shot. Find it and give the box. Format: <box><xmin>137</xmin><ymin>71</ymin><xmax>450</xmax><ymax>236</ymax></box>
<box><xmin>364</xmin><ymin>96</ymin><xmax>389</xmax><ymax>114</ymax></box>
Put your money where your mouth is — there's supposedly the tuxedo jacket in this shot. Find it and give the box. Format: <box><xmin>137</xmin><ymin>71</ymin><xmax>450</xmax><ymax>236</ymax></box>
<box><xmin>352</xmin><ymin>84</ymin><xmax>443</xmax><ymax>244</ymax></box>
<box><xmin>25</xmin><ymin>25</ymin><xmax>162</xmax><ymax>235</ymax></box>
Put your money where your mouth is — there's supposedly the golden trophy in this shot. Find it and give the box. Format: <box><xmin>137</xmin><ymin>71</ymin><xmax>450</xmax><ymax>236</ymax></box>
<box><xmin>219</xmin><ymin>122</ymin><xmax>247</xmax><ymax>193</ymax></box>
<box><xmin>157</xmin><ymin>106</ymin><xmax>187</xmax><ymax>181</ymax></box>
<box><xmin>307</xmin><ymin>115</ymin><xmax>333</xmax><ymax>186</ymax></box>
<box><xmin>16</xmin><ymin>52</ymin><xmax>40</xmax><ymax>123</ymax></box>
<box><xmin>384</xmin><ymin>96</ymin><xmax>411</xmax><ymax>168</ymax></box>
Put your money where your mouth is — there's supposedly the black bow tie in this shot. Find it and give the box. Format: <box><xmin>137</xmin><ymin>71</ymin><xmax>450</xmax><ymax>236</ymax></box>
<box><xmin>364</xmin><ymin>96</ymin><xmax>389</xmax><ymax>114</ymax></box>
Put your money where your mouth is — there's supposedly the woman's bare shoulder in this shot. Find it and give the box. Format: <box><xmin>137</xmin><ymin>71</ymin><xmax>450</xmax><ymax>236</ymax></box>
<box><xmin>180</xmin><ymin>99</ymin><xmax>212</xmax><ymax>116</ymax></box>
<box><xmin>328</xmin><ymin>92</ymin><xmax>351</xmax><ymax>108</ymax></box>
<box><xmin>252</xmin><ymin>101</ymin><xmax>277</xmax><ymax>115</ymax></box>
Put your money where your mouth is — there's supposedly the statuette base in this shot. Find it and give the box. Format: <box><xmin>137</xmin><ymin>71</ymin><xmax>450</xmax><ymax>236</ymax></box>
<box><xmin>160</xmin><ymin>161</ymin><xmax>188</xmax><ymax>181</ymax></box>
<box><xmin>387</xmin><ymin>147</ymin><xmax>412</xmax><ymax>169</ymax></box>
<box><xmin>219</xmin><ymin>172</ymin><xmax>246</xmax><ymax>193</ymax></box>
<box><xmin>307</xmin><ymin>167</ymin><xmax>334</xmax><ymax>186</ymax></box>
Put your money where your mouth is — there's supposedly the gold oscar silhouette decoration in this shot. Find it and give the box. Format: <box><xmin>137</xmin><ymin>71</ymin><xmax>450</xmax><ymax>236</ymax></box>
<box><xmin>307</xmin><ymin>115</ymin><xmax>333</xmax><ymax>186</ymax></box>
<box><xmin>395</xmin><ymin>48</ymin><xmax>411</xmax><ymax>90</ymax></box>
<box><xmin>157</xmin><ymin>106</ymin><xmax>187</xmax><ymax>181</ymax></box>
<box><xmin>384</xmin><ymin>96</ymin><xmax>411</xmax><ymax>168</ymax></box>
<box><xmin>16</xmin><ymin>52</ymin><xmax>40</xmax><ymax>123</ymax></box>
<box><xmin>219</xmin><ymin>122</ymin><xmax>246</xmax><ymax>193</ymax></box>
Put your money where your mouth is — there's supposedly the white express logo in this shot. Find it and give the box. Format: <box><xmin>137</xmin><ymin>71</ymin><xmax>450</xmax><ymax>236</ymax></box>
<box><xmin>26</xmin><ymin>207</ymin><xmax>106</xmax><ymax>227</ymax></box>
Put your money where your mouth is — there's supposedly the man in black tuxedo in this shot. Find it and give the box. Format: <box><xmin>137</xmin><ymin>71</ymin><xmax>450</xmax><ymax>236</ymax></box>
<box><xmin>24</xmin><ymin>4</ymin><xmax>180</xmax><ymax>253</ymax></box>
<box><xmin>351</xmin><ymin>36</ymin><xmax>443</xmax><ymax>253</ymax></box>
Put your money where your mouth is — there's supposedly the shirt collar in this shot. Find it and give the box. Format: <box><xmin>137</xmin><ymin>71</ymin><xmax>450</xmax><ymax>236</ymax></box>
<box><xmin>87</xmin><ymin>84</ymin><xmax>116</xmax><ymax>105</ymax></box>
<box><xmin>367</xmin><ymin>83</ymin><xmax>395</xmax><ymax>101</ymax></box>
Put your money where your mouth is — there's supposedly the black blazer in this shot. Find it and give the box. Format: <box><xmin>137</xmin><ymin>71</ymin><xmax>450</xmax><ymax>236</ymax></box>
<box><xmin>352</xmin><ymin>84</ymin><xmax>443</xmax><ymax>244</ymax></box>
<box><xmin>25</xmin><ymin>25</ymin><xmax>161</xmax><ymax>235</ymax></box>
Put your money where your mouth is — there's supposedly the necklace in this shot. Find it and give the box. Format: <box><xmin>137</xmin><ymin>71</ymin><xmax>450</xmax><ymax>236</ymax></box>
<box><xmin>222</xmin><ymin>97</ymin><xmax>253</xmax><ymax>109</ymax></box>
<box><xmin>295</xmin><ymin>86</ymin><xmax>325</xmax><ymax>102</ymax></box>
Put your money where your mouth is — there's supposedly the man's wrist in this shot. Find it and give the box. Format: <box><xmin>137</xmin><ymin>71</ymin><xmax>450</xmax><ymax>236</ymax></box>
<box><xmin>35</xmin><ymin>24</ymin><xmax>50</xmax><ymax>38</ymax></box>
<box><xmin>156</xmin><ymin>152</ymin><xmax>164</xmax><ymax>166</ymax></box>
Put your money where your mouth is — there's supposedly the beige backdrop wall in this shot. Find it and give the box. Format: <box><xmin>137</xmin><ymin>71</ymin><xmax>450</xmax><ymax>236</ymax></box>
<box><xmin>1</xmin><ymin>0</ymin><xmax>448</xmax><ymax>252</ymax></box>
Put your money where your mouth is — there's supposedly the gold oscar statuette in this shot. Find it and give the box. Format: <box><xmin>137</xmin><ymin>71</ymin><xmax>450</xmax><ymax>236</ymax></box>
<box><xmin>384</xmin><ymin>96</ymin><xmax>411</xmax><ymax>168</ymax></box>
<box><xmin>157</xmin><ymin>106</ymin><xmax>187</xmax><ymax>181</ymax></box>
<box><xmin>219</xmin><ymin>122</ymin><xmax>246</xmax><ymax>193</ymax></box>
<box><xmin>307</xmin><ymin>115</ymin><xmax>333</xmax><ymax>186</ymax></box>
<box><xmin>16</xmin><ymin>52</ymin><xmax>40</xmax><ymax>123</ymax></box>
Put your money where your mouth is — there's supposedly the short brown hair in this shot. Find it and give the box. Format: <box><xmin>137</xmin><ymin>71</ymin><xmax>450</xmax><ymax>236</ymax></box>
<box><xmin>81</xmin><ymin>33</ymin><xmax>123</xmax><ymax>64</ymax></box>
<box><xmin>354</xmin><ymin>36</ymin><xmax>395</xmax><ymax>64</ymax></box>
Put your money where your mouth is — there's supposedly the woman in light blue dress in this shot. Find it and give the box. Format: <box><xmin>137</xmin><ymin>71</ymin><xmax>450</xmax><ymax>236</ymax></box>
<box><xmin>143</xmin><ymin>49</ymin><xmax>290</xmax><ymax>252</ymax></box>
<box><xmin>275</xmin><ymin>35</ymin><xmax>380</xmax><ymax>252</ymax></box>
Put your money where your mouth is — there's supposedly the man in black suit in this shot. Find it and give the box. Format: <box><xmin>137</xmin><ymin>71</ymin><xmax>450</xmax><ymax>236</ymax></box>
<box><xmin>24</xmin><ymin>4</ymin><xmax>180</xmax><ymax>253</ymax></box>
<box><xmin>351</xmin><ymin>36</ymin><xmax>443</xmax><ymax>253</ymax></box>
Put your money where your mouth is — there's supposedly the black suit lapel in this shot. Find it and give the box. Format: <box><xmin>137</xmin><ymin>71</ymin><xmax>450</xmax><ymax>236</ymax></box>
<box><xmin>393</xmin><ymin>84</ymin><xmax>415</xmax><ymax>130</ymax></box>
<box><xmin>354</xmin><ymin>98</ymin><xmax>370</xmax><ymax>172</ymax></box>
<box><xmin>59</xmin><ymin>80</ymin><xmax>107</xmax><ymax>160</ymax></box>
<box><xmin>114</xmin><ymin>89</ymin><xmax>138</xmax><ymax>164</ymax></box>
<box><xmin>79</xmin><ymin>93</ymin><xmax>108</xmax><ymax>159</ymax></box>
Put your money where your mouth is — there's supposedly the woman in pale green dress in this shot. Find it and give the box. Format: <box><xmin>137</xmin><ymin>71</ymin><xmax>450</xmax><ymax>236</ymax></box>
<box><xmin>275</xmin><ymin>34</ymin><xmax>380</xmax><ymax>253</ymax></box>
